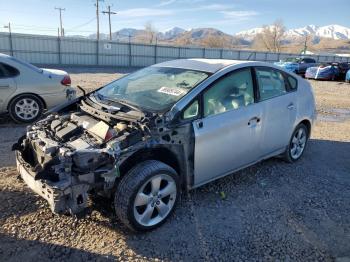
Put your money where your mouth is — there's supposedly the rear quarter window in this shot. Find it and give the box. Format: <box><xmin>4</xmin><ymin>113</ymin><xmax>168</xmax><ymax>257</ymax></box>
<box><xmin>287</xmin><ymin>75</ymin><xmax>297</xmax><ymax>90</ymax></box>
<box><xmin>0</xmin><ymin>63</ymin><xmax>20</xmax><ymax>77</ymax></box>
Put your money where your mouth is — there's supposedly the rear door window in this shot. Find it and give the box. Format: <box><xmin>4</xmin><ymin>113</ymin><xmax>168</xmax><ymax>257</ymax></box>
<box><xmin>255</xmin><ymin>67</ymin><xmax>287</xmax><ymax>101</ymax></box>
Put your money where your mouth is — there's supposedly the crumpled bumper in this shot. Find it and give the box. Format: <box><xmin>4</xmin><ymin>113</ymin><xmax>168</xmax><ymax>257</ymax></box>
<box><xmin>15</xmin><ymin>150</ymin><xmax>89</xmax><ymax>214</ymax></box>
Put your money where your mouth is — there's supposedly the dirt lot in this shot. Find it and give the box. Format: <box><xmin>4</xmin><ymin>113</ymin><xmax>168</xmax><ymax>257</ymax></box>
<box><xmin>1</xmin><ymin>68</ymin><xmax>350</xmax><ymax>261</ymax></box>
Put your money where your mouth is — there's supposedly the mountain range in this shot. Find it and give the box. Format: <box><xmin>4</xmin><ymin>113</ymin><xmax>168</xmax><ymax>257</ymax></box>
<box><xmin>236</xmin><ymin>24</ymin><xmax>350</xmax><ymax>41</ymax></box>
<box><xmin>88</xmin><ymin>24</ymin><xmax>350</xmax><ymax>42</ymax></box>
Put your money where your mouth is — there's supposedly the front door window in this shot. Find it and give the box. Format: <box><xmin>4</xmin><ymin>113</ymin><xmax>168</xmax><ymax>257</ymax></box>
<box><xmin>203</xmin><ymin>68</ymin><xmax>255</xmax><ymax>117</ymax></box>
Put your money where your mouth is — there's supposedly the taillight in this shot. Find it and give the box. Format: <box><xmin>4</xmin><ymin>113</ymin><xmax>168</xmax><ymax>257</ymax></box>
<box><xmin>61</xmin><ymin>75</ymin><xmax>71</xmax><ymax>86</ymax></box>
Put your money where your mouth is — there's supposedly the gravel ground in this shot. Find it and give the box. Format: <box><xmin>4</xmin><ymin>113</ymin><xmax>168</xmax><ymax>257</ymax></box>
<box><xmin>0</xmin><ymin>68</ymin><xmax>349</xmax><ymax>261</ymax></box>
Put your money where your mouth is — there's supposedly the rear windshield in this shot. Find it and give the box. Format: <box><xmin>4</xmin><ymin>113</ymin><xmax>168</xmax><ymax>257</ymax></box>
<box><xmin>9</xmin><ymin>56</ymin><xmax>43</xmax><ymax>73</ymax></box>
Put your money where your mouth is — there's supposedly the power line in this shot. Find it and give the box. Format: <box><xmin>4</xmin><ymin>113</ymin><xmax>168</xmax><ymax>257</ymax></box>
<box><xmin>102</xmin><ymin>5</ymin><xmax>117</xmax><ymax>40</ymax></box>
<box><xmin>54</xmin><ymin>7</ymin><xmax>65</xmax><ymax>37</ymax></box>
<box><xmin>9</xmin><ymin>18</ymin><xmax>97</xmax><ymax>32</ymax></box>
<box><xmin>9</xmin><ymin>24</ymin><xmax>57</xmax><ymax>29</ymax></box>
<box><xmin>11</xmin><ymin>26</ymin><xmax>57</xmax><ymax>32</ymax></box>
<box><xmin>9</xmin><ymin>25</ymin><xmax>95</xmax><ymax>33</ymax></box>
<box><xmin>0</xmin><ymin>9</ymin><xmax>96</xmax><ymax>20</ymax></box>
<box><xmin>67</xmin><ymin>17</ymin><xmax>96</xmax><ymax>31</ymax></box>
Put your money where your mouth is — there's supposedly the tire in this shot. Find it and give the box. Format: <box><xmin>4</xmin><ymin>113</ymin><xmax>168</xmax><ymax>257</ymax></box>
<box><xmin>8</xmin><ymin>94</ymin><xmax>44</xmax><ymax>123</ymax></box>
<box><xmin>114</xmin><ymin>160</ymin><xmax>180</xmax><ymax>232</ymax></box>
<box><xmin>283</xmin><ymin>123</ymin><xmax>309</xmax><ymax>163</ymax></box>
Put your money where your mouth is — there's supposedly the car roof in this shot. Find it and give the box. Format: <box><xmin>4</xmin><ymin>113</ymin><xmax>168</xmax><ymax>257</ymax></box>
<box><xmin>152</xmin><ymin>58</ymin><xmax>252</xmax><ymax>73</ymax></box>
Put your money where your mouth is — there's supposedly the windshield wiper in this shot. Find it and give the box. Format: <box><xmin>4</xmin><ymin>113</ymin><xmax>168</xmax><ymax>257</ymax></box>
<box><xmin>95</xmin><ymin>93</ymin><xmax>142</xmax><ymax>112</ymax></box>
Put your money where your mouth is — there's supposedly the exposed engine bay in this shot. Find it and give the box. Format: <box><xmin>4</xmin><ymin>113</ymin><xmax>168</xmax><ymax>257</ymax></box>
<box><xmin>13</xmin><ymin>95</ymin><xmax>191</xmax><ymax>214</ymax></box>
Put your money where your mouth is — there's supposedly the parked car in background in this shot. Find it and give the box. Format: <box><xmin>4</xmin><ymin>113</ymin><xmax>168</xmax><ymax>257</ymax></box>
<box><xmin>274</xmin><ymin>57</ymin><xmax>317</xmax><ymax>75</ymax></box>
<box><xmin>346</xmin><ymin>69</ymin><xmax>350</xmax><ymax>83</ymax></box>
<box><xmin>337</xmin><ymin>62</ymin><xmax>350</xmax><ymax>80</ymax></box>
<box><xmin>14</xmin><ymin>59</ymin><xmax>316</xmax><ymax>231</ymax></box>
<box><xmin>305</xmin><ymin>63</ymin><xmax>340</xmax><ymax>80</ymax></box>
<box><xmin>0</xmin><ymin>53</ymin><xmax>75</xmax><ymax>123</ymax></box>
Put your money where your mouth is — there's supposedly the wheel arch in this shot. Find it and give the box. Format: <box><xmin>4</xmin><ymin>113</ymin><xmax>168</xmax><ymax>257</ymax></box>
<box><xmin>7</xmin><ymin>92</ymin><xmax>47</xmax><ymax>110</ymax></box>
<box><xmin>119</xmin><ymin>146</ymin><xmax>185</xmax><ymax>188</ymax></box>
<box><xmin>298</xmin><ymin>119</ymin><xmax>312</xmax><ymax>138</ymax></box>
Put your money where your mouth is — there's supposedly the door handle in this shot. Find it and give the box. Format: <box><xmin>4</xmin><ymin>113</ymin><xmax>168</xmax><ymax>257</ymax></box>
<box><xmin>287</xmin><ymin>103</ymin><xmax>295</xmax><ymax>110</ymax></box>
<box><xmin>196</xmin><ymin>121</ymin><xmax>203</xmax><ymax>129</ymax></box>
<box><xmin>248</xmin><ymin>116</ymin><xmax>260</xmax><ymax>126</ymax></box>
<box><xmin>0</xmin><ymin>85</ymin><xmax>9</xmax><ymax>89</ymax></box>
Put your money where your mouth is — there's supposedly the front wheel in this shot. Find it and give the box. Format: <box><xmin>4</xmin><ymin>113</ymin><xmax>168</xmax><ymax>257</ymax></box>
<box><xmin>283</xmin><ymin>123</ymin><xmax>309</xmax><ymax>163</ymax></box>
<box><xmin>114</xmin><ymin>160</ymin><xmax>180</xmax><ymax>232</ymax></box>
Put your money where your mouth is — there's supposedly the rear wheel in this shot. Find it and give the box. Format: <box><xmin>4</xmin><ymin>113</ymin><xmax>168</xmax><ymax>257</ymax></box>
<box><xmin>8</xmin><ymin>94</ymin><xmax>44</xmax><ymax>123</ymax></box>
<box><xmin>114</xmin><ymin>160</ymin><xmax>180</xmax><ymax>232</ymax></box>
<box><xmin>283</xmin><ymin>123</ymin><xmax>309</xmax><ymax>163</ymax></box>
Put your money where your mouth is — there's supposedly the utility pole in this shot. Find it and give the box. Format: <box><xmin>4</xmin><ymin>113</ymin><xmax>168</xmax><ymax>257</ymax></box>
<box><xmin>102</xmin><ymin>5</ymin><xmax>116</xmax><ymax>40</ymax></box>
<box><xmin>54</xmin><ymin>7</ymin><xmax>65</xmax><ymax>37</ymax></box>
<box><xmin>4</xmin><ymin>22</ymin><xmax>11</xmax><ymax>34</ymax></box>
<box><xmin>95</xmin><ymin>0</ymin><xmax>104</xmax><ymax>40</ymax></box>
<box><xmin>4</xmin><ymin>22</ymin><xmax>13</xmax><ymax>56</ymax></box>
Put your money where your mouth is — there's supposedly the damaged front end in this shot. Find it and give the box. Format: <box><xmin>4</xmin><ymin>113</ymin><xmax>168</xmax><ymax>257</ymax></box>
<box><xmin>13</xmin><ymin>96</ymin><xmax>151</xmax><ymax>214</ymax></box>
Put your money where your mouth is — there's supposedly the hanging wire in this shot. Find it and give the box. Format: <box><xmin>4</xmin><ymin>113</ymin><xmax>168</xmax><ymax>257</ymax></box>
<box><xmin>67</xmin><ymin>17</ymin><xmax>96</xmax><ymax>30</ymax></box>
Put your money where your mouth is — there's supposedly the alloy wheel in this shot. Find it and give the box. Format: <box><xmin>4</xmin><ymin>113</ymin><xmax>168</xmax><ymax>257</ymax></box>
<box><xmin>290</xmin><ymin>127</ymin><xmax>307</xmax><ymax>160</ymax></box>
<box><xmin>133</xmin><ymin>174</ymin><xmax>177</xmax><ymax>227</ymax></box>
<box><xmin>14</xmin><ymin>98</ymin><xmax>40</xmax><ymax>121</ymax></box>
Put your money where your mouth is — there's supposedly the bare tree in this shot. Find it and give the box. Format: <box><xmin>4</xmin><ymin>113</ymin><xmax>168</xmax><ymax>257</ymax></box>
<box><xmin>175</xmin><ymin>37</ymin><xmax>192</xmax><ymax>46</ymax></box>
<box><xmin>253</xmin><ymin>20</ymin><xmax>286</xmax><ymax>52</ymax></box>
<box><xmin>144</xmin><ymin>22</ymin><xmax>158</xmax><ymax>44</ymax></box>
<box><xmin>201</xmin><ymin>35</ymin><xmax>227</xmax><ymax>48</ymax></box>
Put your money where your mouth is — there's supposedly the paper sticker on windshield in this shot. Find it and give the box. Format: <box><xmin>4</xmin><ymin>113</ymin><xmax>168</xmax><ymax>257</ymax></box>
<box><xmin>158</xmin><ymin>86</ymin><xmax>185</xmax><ymax>96</ymax></box>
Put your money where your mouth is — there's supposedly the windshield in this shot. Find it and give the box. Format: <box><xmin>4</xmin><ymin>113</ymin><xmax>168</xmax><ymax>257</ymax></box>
<box><xmin>9</xmin><ymin>56</ymin><xmax>43</xmax><ymax>73</ymax></box>
<box><xmin>97</xmin><ymin>66</ymin><xmax>210</xmax><ymax>112</ymax></box>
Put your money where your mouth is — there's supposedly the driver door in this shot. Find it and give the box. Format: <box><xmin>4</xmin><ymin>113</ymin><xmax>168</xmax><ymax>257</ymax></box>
<box><xmin>192</xmin><ymin>67</ymin><xmax>263</xmax><ymax>186</ymax></box>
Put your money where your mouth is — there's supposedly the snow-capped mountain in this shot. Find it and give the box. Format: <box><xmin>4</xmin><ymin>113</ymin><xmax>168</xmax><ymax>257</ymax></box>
<box><xmin>160</xmin><ymin>27</ymin><xmax>185</xmax><ymax>40</ymax></box>
<box><xmin>236</xmin><ymin>24</ymin><xmax>350</xmax><ymax>40</ymax></box>
<box><xmin>235</xmin><ymin>27</ymin><xmax>264</xmax><ymax>41</ymax></box>
<box><xmin>285</xmin><ymin>25</ymin><xmax>318</xmax><ymax>38</ymax></box>
<box><xmin>286</xmin><ymin>25</ymin><xmax>350</xmax><ymax>39</ymax></box>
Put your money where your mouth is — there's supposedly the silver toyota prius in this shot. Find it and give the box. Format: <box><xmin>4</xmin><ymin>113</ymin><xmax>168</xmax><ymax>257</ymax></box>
<box><xmin>14</xmin><ymin>59</ymin><xmax>316</xmax><ymax>231</ymax></box>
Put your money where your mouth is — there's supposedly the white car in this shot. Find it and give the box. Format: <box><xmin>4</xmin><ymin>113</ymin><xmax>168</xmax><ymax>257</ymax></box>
<box><xmin>0</xmin><ymin>54</ymin><xmax>76</xmax><ymax>123</ymax></box>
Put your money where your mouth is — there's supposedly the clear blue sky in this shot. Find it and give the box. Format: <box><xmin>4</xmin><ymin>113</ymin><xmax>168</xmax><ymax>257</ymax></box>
<box><xmin>0</xmin><ymin>0</ymin><xmax>349</xmax><ymax>36</ymax></box>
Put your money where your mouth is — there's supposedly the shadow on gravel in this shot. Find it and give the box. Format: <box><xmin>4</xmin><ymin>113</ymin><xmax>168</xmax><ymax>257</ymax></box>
<box><xmin>0</xmin><ymin>189</ymin><xmax>40</xmax><ymax>221</ymax></box>
<box><xmin>1</xmin><ymin>137</ymin><xmax>349</xmax><ymax>260</ymax></box>
<box><xmin>0</xmin><ymin>121</ymin><xmax>27</xmax><ymax>168</ymax></box>
<box><xmin>116</xmin><ymin>139</ymin><xmax>350</xmax><ymax>260</ymax></box>
<box><xmin>0</xmin><ymin>233</ymin><xmax>115</xmax><ymax>262</ymax></box>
